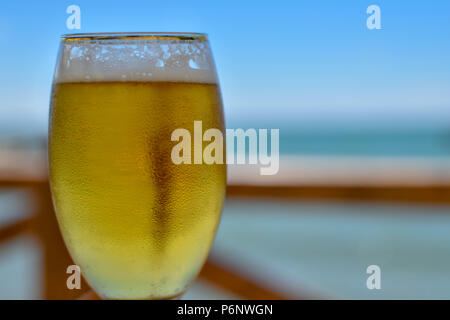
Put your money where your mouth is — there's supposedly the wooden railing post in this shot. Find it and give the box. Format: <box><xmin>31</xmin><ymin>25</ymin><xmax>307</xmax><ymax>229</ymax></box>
<box><xmin>31</xmin><ymin>181</ymin><xmax>90</xmax><ymax>299</ymax></box>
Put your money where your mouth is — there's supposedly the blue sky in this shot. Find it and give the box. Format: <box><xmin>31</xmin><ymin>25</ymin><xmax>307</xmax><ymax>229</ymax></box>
<box><xmin>1</xmin><ymin>0</ymin><xmax>450</xmax><ymax>134</ymax></box>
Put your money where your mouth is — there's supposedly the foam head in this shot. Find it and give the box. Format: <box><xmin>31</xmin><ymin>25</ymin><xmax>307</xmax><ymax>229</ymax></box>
<box><xmin>55</xmin><ymin>36</ymin><xmax>218</xmax><ymax>84</ymax></box>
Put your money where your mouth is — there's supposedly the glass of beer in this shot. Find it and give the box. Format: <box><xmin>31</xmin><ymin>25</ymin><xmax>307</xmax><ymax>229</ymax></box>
<box><xmin>49</xmin><ymin>33</ymin><xmax>226</xmax><ymax>299</ymax></box>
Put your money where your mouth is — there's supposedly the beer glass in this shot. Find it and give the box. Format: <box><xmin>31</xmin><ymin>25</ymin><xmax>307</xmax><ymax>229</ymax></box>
<box><xmin>49</xmin><ymin>33</ymin><xmax>226</xmax><ymax>299</ymax></box>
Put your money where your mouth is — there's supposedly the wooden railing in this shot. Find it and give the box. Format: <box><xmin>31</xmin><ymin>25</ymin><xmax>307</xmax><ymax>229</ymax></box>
<box><xmin>227</xmin><ymin>185</ymin><xmax>450</xmax><ymax>204</ymax></box>
<box><xmin>1</xmin><ymin>149</ymin><xmax>450</xmax><ymax>299</ymax></box>
<box><xmin>0</xmin><ymin>149</ymin><xmax>295</xmax><ymax>299</ymax></box>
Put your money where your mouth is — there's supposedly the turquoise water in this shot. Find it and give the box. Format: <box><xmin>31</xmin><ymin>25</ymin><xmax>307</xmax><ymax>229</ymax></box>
<box><xmin>2</xmin><ymin>125</ymin><xmax>450</xmax><ymax>157</ymax></box>
<box><xmin>280</xmin><ymin>129</ymin><xmax>450</xmax><ymax>157</ymax></box>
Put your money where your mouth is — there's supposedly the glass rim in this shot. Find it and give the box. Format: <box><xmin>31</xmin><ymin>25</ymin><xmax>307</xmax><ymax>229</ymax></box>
<box><xmin>61</xmin><ymin>32</ymin><xmax>208</xmax><ymax>42</ymax></box>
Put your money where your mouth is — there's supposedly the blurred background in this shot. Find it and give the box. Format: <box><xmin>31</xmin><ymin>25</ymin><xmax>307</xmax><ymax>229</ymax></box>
<box><xmin>1</xmin><ymin>0</ymin><xmax>450</xmax><ymax>299</ymax></box>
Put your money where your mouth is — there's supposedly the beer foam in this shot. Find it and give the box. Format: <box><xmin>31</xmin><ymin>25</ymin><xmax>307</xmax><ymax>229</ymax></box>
<box><xmin>56</xmin><ymin>39</ymin><xmax>218</xmax><ymax>84</ymax></box>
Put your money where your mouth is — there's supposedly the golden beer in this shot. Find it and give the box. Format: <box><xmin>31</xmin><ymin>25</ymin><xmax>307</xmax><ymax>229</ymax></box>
<box><xmin>49</xmin><ymin>34</ymin><xmax>225</xmax><ymax>299</ymax></box>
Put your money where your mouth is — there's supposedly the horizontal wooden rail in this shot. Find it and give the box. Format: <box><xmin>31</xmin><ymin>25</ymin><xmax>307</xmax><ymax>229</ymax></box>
<box><xmin>0</xmin><ymin>179</ymin><xmax>47</xmax><ymax>189</ymax></box>
<box><xmin>199</xmin><ymin>258</ymin><xmax>292</xmax><ymax>300</ymax></box>
<box><xmin>227</xmin><ymin>185</ymin><xmax>450</xmax><ymax>205</ymax></box>
<box><xmin>3</xmin><ymin>180</ymin><xmax>450</xmax><ymax>205</ymax></box>
<box><xmin>0</xmin><ymin>218</ymin><xmax>33</xmax><ymax>244</ymax></box>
